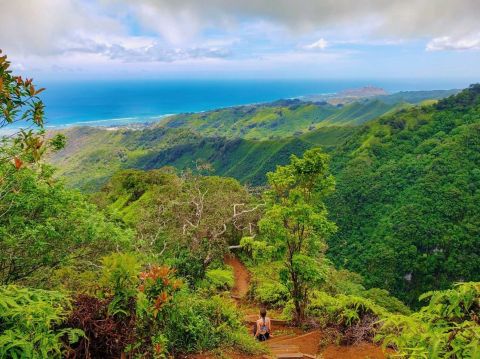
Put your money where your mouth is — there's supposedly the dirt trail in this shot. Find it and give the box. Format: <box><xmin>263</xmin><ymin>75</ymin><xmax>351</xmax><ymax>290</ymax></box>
<box><xmin>227</xmin><ymin>256</ymin><xmax>322</xmax><ymax>358</ymax></box>
<box><xmin>225</xmin><ymin>255</ymin><xmax>250</xmax><ymax>299</ymax></box>
<box><xmin>224</xmin><ymin>255</ymin><xmax>390</xmax><ymax>359</ymax></box>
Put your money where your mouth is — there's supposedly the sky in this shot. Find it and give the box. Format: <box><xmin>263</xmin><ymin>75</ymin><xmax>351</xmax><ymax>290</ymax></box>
<box><xmin>1</xmin><ymin>0</ymin><xmax>480</xmax><ymax>81</ymax></box>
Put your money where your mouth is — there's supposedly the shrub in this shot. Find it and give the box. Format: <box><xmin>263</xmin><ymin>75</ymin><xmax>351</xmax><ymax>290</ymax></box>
<box><xmin>240</xmin><ymin>236</ymin><xmax>276</xmax><ymax>263</ymax></box>
<box><xmin>248</xmin><ymin>260</ymin><xmax>289</xmax><ymax>307</ymax></box>
<box><xmin>321</xmin><ymin>268</ymin><xmax>365</xmax><ymax>296</ymax></box>
<box><xmin>0</xmin><ymin>285</ymin><xmax>83</xmax><ymax>358</ymax></box>
<box><xmin>307</xmin><ymin>291</ymin><xmax>386</xmax><ymax>344</ymax></box>
<box><xmin>66</xmin><ymin>254</ymin><xmax>140</xmax><ymax>358</ymax></box>
<box><xmin>362</xmin><ymin>288</ymin><xmax>411</xmax><ymax>315</ymax></box>
<box><xmin>159</xmin><ymin>293</ymin><xmax>263</xmax><ymax>355</ymax></box>
<box><xmin>167</xmin><ymin>249</ymin><xmax>206</xmax><ymax>287</ymax></box>
<box><xmin>99</xmin><ymin>253</ymin><xmax>140</xmax><ymax>316</ymax></box>
<box><xmin>134</xmin><ymin>265</ymin><xmax>183</xmax><ymax>357</ymax></box>
<box><xmin>320</xmin><ymin>267</ymin><xmax>411</xmax><ymax>315</ymax></box>
<box><xmin>205</xmin><ymin>267</ymin><xmax>235</xmax><ymax>291</ymax></box>
<box><xmin>377</xmin><ymin>282</ymin><xmax>480</xmax><ymax>358</ymax></box>
<box><xmin>49</xmin><ymin>266</ymin><xmax>99</xmax><ymax>295</ymax></box>
<box><xmin>254</xmin><ymin>282</ymin><xmax>289</xmax><ymax>307</ymax></box>
<box><xmin>66</xmin><ymin>294</ymin><xmax>136</xmax><ymax>358</ymax></box>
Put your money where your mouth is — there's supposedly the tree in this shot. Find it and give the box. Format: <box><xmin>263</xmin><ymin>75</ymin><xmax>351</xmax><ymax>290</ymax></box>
<box><xmin>0</xmin><ymin>50</ymin><xmax>131</xmax><ymax>285</ymax></box>
<box><xmin>0</xmin><ymin>49</ymin><xmax>65</xmax><ymax>165</ymax></box>
<box><xmin>0</xmin><ymin>163</ymin><xmax>132</xmax><ymax>284</ymax></box>
<box><xmin>1</xmin><ymin>49</ymin><xmax>65</xmax><ymax>222</ymax></box>
<box><xmin>260</xmin><ymin>148</ymin><xmax>336</xmax><ymax>323</ymax></box>
<box><xmin>327</xmin><ymin>85</ymin><xmax>480</xmax><ymax>305</ymax></box>
<box><xmin>97</xmin><ymin>168</ymin><xmax>262</xmax><ymax>278</ymax></box>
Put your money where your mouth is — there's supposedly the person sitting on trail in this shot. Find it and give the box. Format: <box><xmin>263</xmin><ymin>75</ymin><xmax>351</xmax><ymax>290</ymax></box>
<box><xmin>254</xmin><ymin>308</ymin><xmax>272</xmax><ymax>341</ymax></box>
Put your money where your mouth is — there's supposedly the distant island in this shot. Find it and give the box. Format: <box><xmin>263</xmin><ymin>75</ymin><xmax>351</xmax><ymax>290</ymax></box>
<box><xmin>299</xmin><ymin>85</ymin><xmax>388</xmax><ymax>104</ymax></box>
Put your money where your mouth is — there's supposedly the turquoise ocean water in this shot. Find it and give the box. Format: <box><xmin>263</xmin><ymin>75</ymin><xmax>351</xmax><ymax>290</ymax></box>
<box><xmin>35</xmin><ymin>79</ymin><xmax>469</xmax><ymax>129</ymax></box>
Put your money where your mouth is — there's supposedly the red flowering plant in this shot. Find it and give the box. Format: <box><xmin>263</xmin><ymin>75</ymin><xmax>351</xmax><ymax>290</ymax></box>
<box><xmin>0</xmin><ymin>49</ymin><xmax>66</xmax><ymax>167</ymax></box>
<box><xmin>138</xmin><ymin>265</ymin><xmax>182</xmax><ymax>319</ymax></box>
<box><xmin>132</xmin><ymin>266</ymin><xmax>182</xmax><ymax>357</ymax></box>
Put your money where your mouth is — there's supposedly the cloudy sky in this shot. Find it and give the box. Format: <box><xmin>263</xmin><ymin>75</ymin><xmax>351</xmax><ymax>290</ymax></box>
<box><xmin>1</xmin><ymin>0</ymin><xmax>480</xmax><ymax>80</ymax></box>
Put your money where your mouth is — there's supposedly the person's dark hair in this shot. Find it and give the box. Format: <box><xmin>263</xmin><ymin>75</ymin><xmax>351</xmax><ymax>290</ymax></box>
<box><xmin>260</xmin><ymin>308</ymin><xmax>267</xmax><ymax>318</ymax></box>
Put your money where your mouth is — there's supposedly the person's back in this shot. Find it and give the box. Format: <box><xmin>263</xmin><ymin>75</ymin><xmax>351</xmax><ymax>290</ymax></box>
<box><xmin>255</xmin><ymin>308</ymin><xmax>271</xmax><ymax>341</ymax></box>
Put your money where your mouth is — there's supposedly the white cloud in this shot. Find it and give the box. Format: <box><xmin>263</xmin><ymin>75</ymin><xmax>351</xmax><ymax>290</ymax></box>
<box><xmin>1</xmin><ymin>0</ymin><xmax>480</xmax><ymax>76</ymax></box>
<box><xmin>426</xmin><ymin>35</ymin><xmax>480</xmax><ymax>51</ymax></box>
<box><xmin>304</xmin><ymin>38</ymin><xmax>328</xmax><ymax>50</ymax></box>
<box><xmin>0</xmin><ymin>0</ymin><xmax>122</xmax><ymax>56</ymax></box>
<box><xmin>0</xmin><ymin>0</ymin><xmax>232</xmax><ymax>65</ymax></box>
<box><xmin>3</xmin><ymin>0</ymin><xmax>480</xmax><ymax>57</ymax></box>
<box><xmin>107</xmin><ymin>0</ymin><xmax>480</xmax><ymax>39</ymax></box>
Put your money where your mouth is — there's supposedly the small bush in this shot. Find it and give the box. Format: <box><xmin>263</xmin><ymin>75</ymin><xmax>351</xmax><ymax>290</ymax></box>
<box><xmin>377</xmin><ymin>282</ymin><xmax>480</xmax><ymax>358</ymax></box>
<box><xmin>50</xmin><ymin>265</ymin><xmax>99</xmax><ymax>295</ymax></box>
<box><xmin>205</xmin><ymin>267</ymin><xmax>235</xmax><ymax>291</ymax></box>
<box><xmin>0</xmin><ymin>285</ymin><xmax>83</xmax><ymax>358</ymax></box>
<box><xmin>362</xmin><ymin>288</ymin><xmax>411</xmax><ymax>315</ymax></box>
<box><xmin>248</xmin><ymin>260</ymin><xmax>289</xmax><ymax>307</ymax></box>
<box><xmin>307</xmin><ymin>291</ymin><xmax>386</xmax><ymax>344</ymax></box>
<box><xmin>159</xmin><ymin>293</ymin><xmax>261</xmax><ymax>355</ymax></box>
<box><xmin>254</xmin><ymin>282</ymin><xmax>289</xmax><ymax>307</ymax></box>
<box><xmin>320</xmin><ymin>267</ymin><xmax>411</xmax><ymax>315</ymax></box>
<box><xmin>66</xmin><ymin>294</ymin><xmax>136</xmax><ymax>358</ymax></box>
<box><xmin>168</xmin><ymin>249</ymin><xmax>206</xmax><ymax>287</ymax></box>
<box><xmin>99</xmin><ymin>253</ymin><xmax>140</xmax><ymax>316</ymax></box>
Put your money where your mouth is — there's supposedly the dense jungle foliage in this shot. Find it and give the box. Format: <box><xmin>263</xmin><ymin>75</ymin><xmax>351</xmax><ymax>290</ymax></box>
<box><xmin>328</xmin><ymin>84</ymin><xmax>480</xmax><ymax>305</ymax></box>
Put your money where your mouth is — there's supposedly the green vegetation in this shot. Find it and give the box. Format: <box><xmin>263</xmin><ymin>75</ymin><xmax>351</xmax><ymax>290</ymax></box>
<box><xmin>0</xmin><ymin>286</ymin><xmax>83</xmax><ymax>358</ymax></box>
<box><xmin>259</xmin><ymin>148</ymin><xmax>336</xmax><ymax>323</ymax></box>
<box><xmin>377</xmin><ymin>282</ymin><xmax>480</xmax><ymax>358</ymax></box>
<box><xmin>306</xmin><ymin>291</ymin><xmax>386</xmax><ymax>344</ymax></box>
<box><xmin>328</xmin><ymin>84</ymin><xmax>480</xmax><ymax>305</ymax></box>
<box><xmin>162</xmin><ymin>98</ymin><xmax>406</xmax><ymax>139</ymax></box>
<box><xmin>50</xmin><ymin>125</ymin><xmax>354</xmax><ymax>190</ymax></box>
<box><xmin>0</xmin><ymin>162</ymin><xmax>132</xmax><ymax>285</ymax></box>
<box><xmin>2</xmin><ymin>51</ymin><xmax>479</xmax><ymax>357</ymax></box>
<box><xmin>95</xmin><ymin>168</ymin><xmax>260</xmax><ymax>272</ymax></box>
<box><xmin>205</xmin><ymin>267</ymin><xmax>235</xmax><ymax>291</ymax></box>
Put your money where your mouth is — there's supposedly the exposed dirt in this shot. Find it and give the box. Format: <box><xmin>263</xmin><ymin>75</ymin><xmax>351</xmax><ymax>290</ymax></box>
<box><xmin>188</xmin><ymin>256</ymin><xmax>391</xmax><ymax>359</ymax></box>
<box><xmin>225</xmin><ymin>255</ymin><xmax>250</xmax><ymax>298</ymax></box>
<box><xmin>321</xmin><ymin>342</ymin><xmax>389</xmax><ymax>359</ymax></box>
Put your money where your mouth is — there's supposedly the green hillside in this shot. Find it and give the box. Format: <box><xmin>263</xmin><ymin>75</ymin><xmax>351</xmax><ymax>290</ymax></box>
<box><xmin>161</xmin><ymin>98</ymin><xmax>406</xmax><ymax>139</ymax></box>
<box><xmin>327</xmin><ymin>85</ymin><xmax>480</xmax><ymax>305</ymax></box>
<box><xmin>50</xmin><ymin>125</ymin><xmax>354</xmax><ymax>190</ymax></box>
<box><xmin>50</xmin><ymin>90</ymin><xmax>454</xmax><ymax>190</ymax></box>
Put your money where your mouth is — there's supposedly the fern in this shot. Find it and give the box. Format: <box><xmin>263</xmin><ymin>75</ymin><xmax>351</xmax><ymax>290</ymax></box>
<box><xmin>0</xmin><ymin>285</ymin><xmax>84</xmax><ymax>359</ymax></box>
<box><xmin>376</xmin><ymin>282</ymin><xmax>480</xmax><ymax>358</ymax></box>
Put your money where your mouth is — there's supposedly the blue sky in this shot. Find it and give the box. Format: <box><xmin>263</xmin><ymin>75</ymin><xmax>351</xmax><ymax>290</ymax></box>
<box><xmin>1</xmin><ymin>0</ymin><xmax>480</xmax><ymax>82</ymax></box>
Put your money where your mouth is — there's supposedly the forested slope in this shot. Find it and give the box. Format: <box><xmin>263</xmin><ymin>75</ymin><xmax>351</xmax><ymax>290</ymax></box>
<box><xmin>50</xmin><ymin>125</ymin><xmax>353</xmax><ymax>190</ymax></box>
<box><xmin>50</xmin><ymin>90</ymin><xmax>455</xmax><ymax>190</ymax></box>
<box><xmin>161</xmin><ymin>95</ymin><xmax>443</xmax><ymax>139</ymax></box>
<box><xmin>327</xmin><ymin>85</ymin><xmax>480</xmax><ymax>305</ymax></box>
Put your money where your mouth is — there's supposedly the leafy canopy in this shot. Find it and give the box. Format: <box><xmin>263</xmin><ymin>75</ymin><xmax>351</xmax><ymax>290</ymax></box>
<box><xmin>259</xmin><ymin>148</ymin><xmax>336</xmax><ymax>322</ymax></box>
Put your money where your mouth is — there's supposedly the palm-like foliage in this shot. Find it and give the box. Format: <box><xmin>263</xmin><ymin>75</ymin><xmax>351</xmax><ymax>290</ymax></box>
<box><xmin>377</xmin><ymin>282</ymin><xmax>480</xmax><ymax>358</ymax></box>
<box><xmin>0</xmin><ymin>285</ymin><xmax>83</xmax><ymax>358</ymax></box>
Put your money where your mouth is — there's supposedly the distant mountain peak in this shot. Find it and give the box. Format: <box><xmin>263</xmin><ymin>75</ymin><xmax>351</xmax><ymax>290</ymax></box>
<box><xmin>300</xmin><ymin>86</ymin><xmax>388</xmax><ymax>105</ymax></box>
<box><xmin>337</xmin><ymin>86</ymin><xmax>387</xmax><ymax>97</ymax></box>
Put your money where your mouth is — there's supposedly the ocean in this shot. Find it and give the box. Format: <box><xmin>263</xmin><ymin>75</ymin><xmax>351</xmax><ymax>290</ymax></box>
<box><xmin>34</xmin><ymin>79</ymin><xmax>469</xmax><ymax>129</ymax></box>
